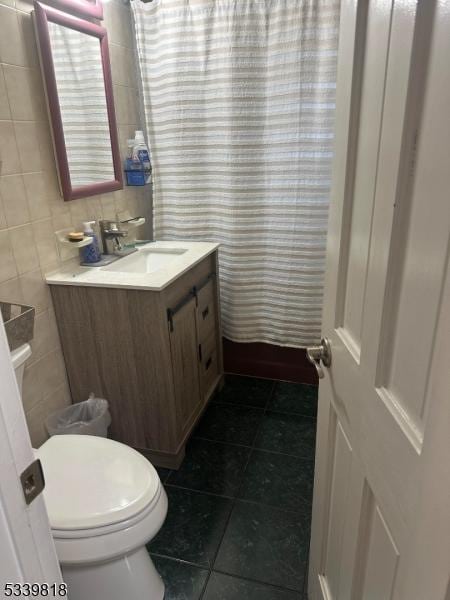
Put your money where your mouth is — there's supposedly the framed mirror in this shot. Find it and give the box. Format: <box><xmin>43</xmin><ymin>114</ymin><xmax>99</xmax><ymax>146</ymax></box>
<box><xmin>33</xmin><ymin>2</ymin><xmax>123</xmax><ymax>201</ymax></box>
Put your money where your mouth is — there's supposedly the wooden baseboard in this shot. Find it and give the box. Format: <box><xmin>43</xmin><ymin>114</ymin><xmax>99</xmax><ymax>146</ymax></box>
<box><xmin>223</xmin><ymin>338</ymin><xmax>318</xmax><ymax>385</ymax></box>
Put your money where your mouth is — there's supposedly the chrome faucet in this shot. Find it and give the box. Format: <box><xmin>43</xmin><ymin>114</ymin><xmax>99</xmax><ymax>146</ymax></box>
<box><xmin>99</xmin><ymin>220</ymin><xmax>128</xmax><ymax>255</ymax></box>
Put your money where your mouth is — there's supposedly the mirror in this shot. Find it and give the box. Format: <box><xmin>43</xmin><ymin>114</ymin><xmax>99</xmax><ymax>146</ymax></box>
<box><xmin>48</xmin><ymin>22</ymin><xmax>115</xmax><ymax>187</ymax></box>
<box><xmin>33</xmin><ymin>2</ymin><xmax>122</xmax><ymax>201</ymax></box>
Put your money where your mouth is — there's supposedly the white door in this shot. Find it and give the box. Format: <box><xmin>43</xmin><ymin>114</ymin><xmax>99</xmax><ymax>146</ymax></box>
<box><xmin>308</xmin><ymin>0</ymin><xmax>450</xmax><ymax>598</ymax></box>
<box><xmin>0</xmin><ymin>320</ymin><xmax>62</xmax><ymax>597</ymax></box>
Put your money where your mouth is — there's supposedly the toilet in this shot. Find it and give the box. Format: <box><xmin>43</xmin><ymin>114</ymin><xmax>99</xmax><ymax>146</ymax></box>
<box><xmin>12</xmin><ymin>343</ymin><xmax>168</xmax><ymax>600</ymax></box>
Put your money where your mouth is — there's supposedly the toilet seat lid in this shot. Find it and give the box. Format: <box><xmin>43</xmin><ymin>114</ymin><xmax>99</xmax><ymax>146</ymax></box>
<box><xmin>37</xmin><ymin>435</ymin><xmax>160</xmax><ymax>530</ymax></box>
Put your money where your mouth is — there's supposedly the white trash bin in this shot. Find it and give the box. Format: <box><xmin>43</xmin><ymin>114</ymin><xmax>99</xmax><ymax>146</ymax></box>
<box><xmin>46</xmin><ymin>394</ymin><xmax>111</xmax><ymax>437</ymax></box>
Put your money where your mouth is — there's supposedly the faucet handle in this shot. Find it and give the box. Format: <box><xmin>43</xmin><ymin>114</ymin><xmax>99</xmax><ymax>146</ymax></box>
<box><xmin>100</xmin><ymin>220</ymin><xmax>127</xmax><ymax>236</ymax></box>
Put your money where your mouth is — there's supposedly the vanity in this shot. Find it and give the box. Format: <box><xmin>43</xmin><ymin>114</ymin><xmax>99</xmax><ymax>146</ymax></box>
<box><xmin>46</xmin><ymin>242</ymin><xmax>223</xmax><ymax>468</ymax></box>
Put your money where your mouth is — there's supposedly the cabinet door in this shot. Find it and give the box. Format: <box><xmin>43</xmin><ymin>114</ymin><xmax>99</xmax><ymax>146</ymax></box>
<box><xmin>168</xmin><ymin>295</ymin><xmax>202</xmax><ymax>437</ymax></box>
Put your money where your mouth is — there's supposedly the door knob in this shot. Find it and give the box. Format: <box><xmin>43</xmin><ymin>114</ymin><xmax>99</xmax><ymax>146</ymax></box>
<box><xmin>306</xmin><ymin>337</ymin><xmax>331</xmax><ymax>379</ymax></box>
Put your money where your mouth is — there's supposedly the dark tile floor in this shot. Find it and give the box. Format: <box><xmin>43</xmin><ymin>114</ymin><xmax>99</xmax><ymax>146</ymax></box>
<box><xmin>149</xmin><ymin>375</ymin><xmax>318</xmax><ymax>600</ymax></box>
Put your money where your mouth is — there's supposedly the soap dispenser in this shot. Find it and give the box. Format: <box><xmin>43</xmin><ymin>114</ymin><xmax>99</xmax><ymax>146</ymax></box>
<box><xmin>80</xmin><ymin>221</ymin><xmax>102</xmax><ymax>264</ymax></box>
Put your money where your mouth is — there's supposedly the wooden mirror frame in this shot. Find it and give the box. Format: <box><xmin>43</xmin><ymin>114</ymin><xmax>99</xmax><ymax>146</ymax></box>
<box><xmin>33</xmin><ymin>2</ymin><xmax>123</xmax><ymax>201</ymax></box>
<box><xmin>37</xmin><ymin>0</ymin><xmax>103</xmax><ymax>21</ymax></box>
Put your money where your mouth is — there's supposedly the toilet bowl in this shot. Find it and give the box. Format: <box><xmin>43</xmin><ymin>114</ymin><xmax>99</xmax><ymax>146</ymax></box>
<box><xmin>36</xmin><ymin>435</ymin><xmax>168</xmax><ymax>600</ymax></box>
<box><xmin>10</xmin><ymin>342</ymin><xmax>32</xmax><ymax>394</ymax></box>
<box><xmin>11</xmin><ymin>342</ymin><xmax>167</xmax><ymax>600</ymax></box>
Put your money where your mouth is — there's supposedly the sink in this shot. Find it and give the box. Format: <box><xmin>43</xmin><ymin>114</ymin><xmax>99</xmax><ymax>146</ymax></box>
<box><xmin>101</xmin><ymin>247</ymin><xmax>187</xmax><ymax>274</ymax></box>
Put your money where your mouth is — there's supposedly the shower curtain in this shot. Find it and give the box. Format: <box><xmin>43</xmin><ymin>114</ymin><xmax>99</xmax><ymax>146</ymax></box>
<box><xmin>132</xmin><ymin>0</ymin><xmax>340</xmax><ymax>347</ymax></box>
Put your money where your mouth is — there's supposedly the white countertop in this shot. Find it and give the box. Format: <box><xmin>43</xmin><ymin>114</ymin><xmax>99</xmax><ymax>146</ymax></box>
<box><xmin>45</xmin><ymin>241</ymin><xmax>219</xmax><ymax>291</ymax></box>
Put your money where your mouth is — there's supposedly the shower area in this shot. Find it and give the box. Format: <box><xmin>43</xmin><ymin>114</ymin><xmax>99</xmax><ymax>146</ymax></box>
<box><xmin>127</xmin><ymin>6</ymin><xmax>340</xmax><ymax>593</ymax></box>
<box><xmin>131</xmin><ymin>0</ymin><xmax>340</xmax><ymax>380</ymax></box>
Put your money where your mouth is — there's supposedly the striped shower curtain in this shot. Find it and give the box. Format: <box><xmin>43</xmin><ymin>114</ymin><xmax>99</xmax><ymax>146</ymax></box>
<box><xmin>132</xmin><ymin>0</ymin><xmax>340</xmax><ymax>347</ymax></box>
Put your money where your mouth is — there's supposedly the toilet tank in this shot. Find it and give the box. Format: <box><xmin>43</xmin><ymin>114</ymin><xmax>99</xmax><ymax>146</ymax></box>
<box><xmin>10</xmin><ymin>343</ymin><xmax>32</xmax><ymax>394</ymax></box>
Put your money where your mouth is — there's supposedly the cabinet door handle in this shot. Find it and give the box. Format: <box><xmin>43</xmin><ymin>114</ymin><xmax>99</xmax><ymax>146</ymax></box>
<box><xmin>205</xmin><ymin>356</ymin><xmax>212</xmax><ymax>370</ymax></box>
<box><xmin>202</xmin><ymin>306</ymin><xmax>209</xmax><ymax>320</ymax></box>
<box><xmin>167</xmin><ymin>290</ymin><xmax>195</xmax><ymax>331</ymax></box>
<box><xmin>198</xmin><ymin>344</ymin><xmax>203</xmax><ymax>361</ymax></box>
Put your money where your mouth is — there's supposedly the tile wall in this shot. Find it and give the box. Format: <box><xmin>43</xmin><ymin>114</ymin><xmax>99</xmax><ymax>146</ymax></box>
<box><xmin>0</xmin><ymin>0</ymin><xmax>151</xmax><ymax>445</ymax></box>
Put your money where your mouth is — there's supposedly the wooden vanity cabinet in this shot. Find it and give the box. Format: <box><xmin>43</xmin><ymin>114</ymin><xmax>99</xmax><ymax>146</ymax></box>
<box><xmin>50</xmin><ymin>252</ymin><xmax>223</xmax><ymax>469</ymax></box>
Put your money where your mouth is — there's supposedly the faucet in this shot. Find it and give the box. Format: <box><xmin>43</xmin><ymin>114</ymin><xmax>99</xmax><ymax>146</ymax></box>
<box><xmin>99</xmin><ymin>220</ymin><xmax>128</xmax><ymax>255</ymax></box>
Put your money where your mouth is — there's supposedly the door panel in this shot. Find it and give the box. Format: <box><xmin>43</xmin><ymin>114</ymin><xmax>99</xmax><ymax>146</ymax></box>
<box><xmin>309</xmin><ymin>0</ymin><xmax>450</xmax><ymax>598</ymax></box>
<box><xmin>0</xmin><ymin>321</ymin><xmax>62</xmax><ymax>586</ymax></box>
<box><xmin>375</xmin><ymin>106</ymin><xmax>449</xmax><ymax>433</ymax></box>
<box><xmin>168</xmin><ymin>296</ymin><xmax>202</xmax><ymax>437</ymax></box>
<box><xmin>358</xmin><ymin>502</ymin><xmax>399</xmax><ymax>600</ymax></box>
<box><xmin>339</xmin><ymin>0</ymin><xmax>393</xmax><ymax>359</ymax></box>
<box><xmin>323</xmin><ymin>418</ymin><xmax>353</xmax><ymax>597</ymax></box>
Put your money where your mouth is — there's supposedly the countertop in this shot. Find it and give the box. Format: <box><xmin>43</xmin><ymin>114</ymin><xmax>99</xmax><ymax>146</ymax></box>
<box><xmin>45</xmin><ymin>241</ymin><xmax>219</xmax><ymax>291</ymax></box>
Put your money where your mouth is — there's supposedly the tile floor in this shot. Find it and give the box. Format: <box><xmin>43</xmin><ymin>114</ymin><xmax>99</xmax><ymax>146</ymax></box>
<box><xmin>148</xmin><ymin>375</ymin><xmax>318</xmax><ymax>600</ymax></box>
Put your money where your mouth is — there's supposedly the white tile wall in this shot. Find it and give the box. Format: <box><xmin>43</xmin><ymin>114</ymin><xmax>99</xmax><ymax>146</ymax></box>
<box><xmin>0</xmin><ymin>0</ymin><xmax>152</xmax><ymax>446</ymax></box>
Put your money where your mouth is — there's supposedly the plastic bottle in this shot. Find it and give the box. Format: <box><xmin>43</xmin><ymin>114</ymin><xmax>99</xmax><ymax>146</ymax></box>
<box><xmin>132</xmin><ymin>130</ymin><xmax>152</xmax><ymax>184</ymax></box>
<box><xmin>80</xmin><ymin>221</ymin><xmax>102</xmax><ymax>264</ymax></box>
<box><xmin>127</xmin><ymin>139</ymin><xmax>135</xmax><ymax>160</ymax></box>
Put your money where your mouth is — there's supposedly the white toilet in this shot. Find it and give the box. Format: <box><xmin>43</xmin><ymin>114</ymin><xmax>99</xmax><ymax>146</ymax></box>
<box><xmin>12</xmin><ymin>343</ymin><xmax>168</xmax><ymax>600</ymax></box>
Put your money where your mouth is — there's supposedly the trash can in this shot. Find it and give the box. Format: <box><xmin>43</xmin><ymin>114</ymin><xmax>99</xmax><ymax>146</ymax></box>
<box><xmin>46</xmin><ymin>394</ymin><xmax>112</xmax><ymax>438</ymax></box>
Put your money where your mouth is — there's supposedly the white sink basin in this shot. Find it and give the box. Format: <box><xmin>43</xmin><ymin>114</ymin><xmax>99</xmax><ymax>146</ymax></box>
<box><xmin>102</xmin><ymin>247</ymin><xmax>187</xmax><ymax>274</ymax></box>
